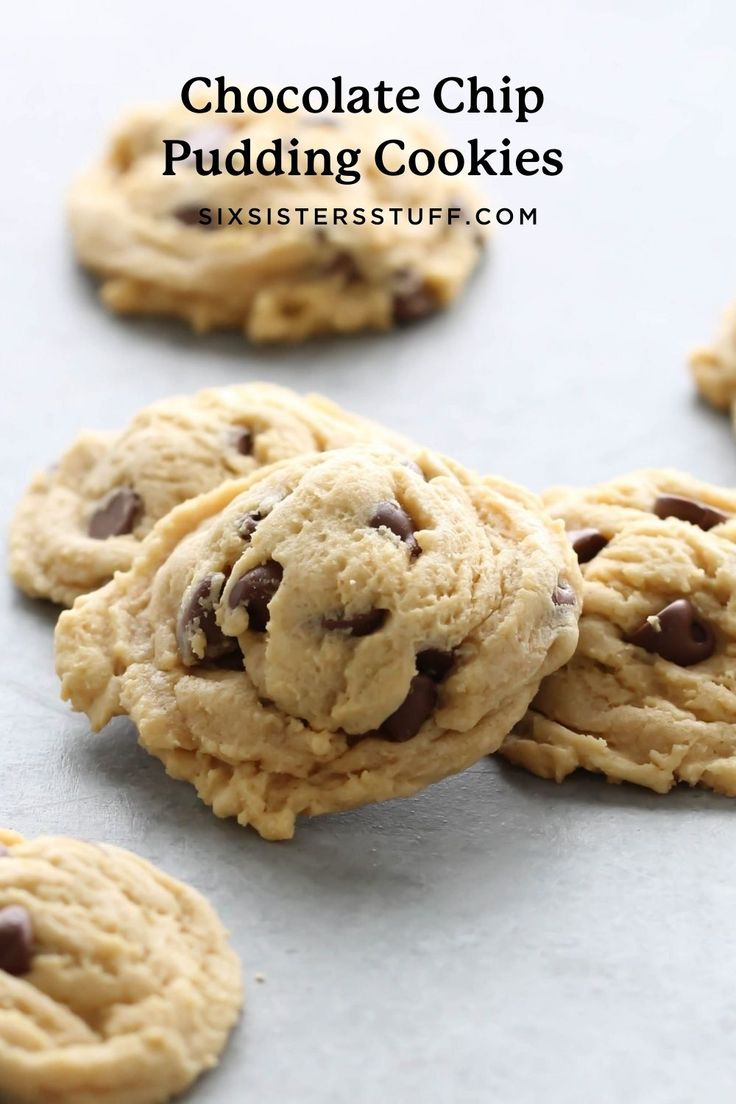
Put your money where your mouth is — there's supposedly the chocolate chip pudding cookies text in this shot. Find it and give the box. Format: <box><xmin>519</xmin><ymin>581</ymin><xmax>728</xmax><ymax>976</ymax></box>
<box><xmin>68</xmin><ymin>101</ymin><xmax>486</xmax><ymax>342</ymax></box>
<box><xmin>55</xmin><ymin>447</ymin><xmax>581</xmax><ymax>839</ymax></box>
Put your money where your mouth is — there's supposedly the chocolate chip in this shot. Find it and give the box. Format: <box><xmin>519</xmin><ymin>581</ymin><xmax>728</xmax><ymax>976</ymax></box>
<box><xmin>416</xmin><ymin>648</ymin><xmax>454</xmax><ymax>682</ymax></box>
<box><xmin>236</xmin><ymin>512</ymin><xmax>262</xmax><ymax>541</ymax></box>
<box><xmin>228</xmin><ymin>561</ymin><xmax>283</xmax><ymax>631</ymax></box>
<box><xmin>624</xmin><ymin>598</ymin><xmax>715</xmax><ymax>667</ymax></box>
<box><xmin>88</xmin><ymin>489</ymin><xmax>142</xmax><ymax>540</ymax></box>
<box><xmin>324</xmin><ymin>252</ymin><xmax>361</xmax><ymax>282</ymax></box>
<box><xmin>173</xmin><ymin>205</ymin><xmax>218</xmax><ymax>228</ymax></box>
<box><xmin>176</xmin><ymin>572</ymin><xmax>237</xmax><ymax>666</ymax></box>
<box><xmin>0</xmin><ymin>905</ymin><xmax>33</xmax><ymax>976</ymax></box>
<box><xmin>369</xmin><ymin>501</ymin><xmax>420</xmax><ymax>558</ymax></box>
<box><xmin>567</xmin><ymin>527</ymin><xmax>609</xmax><ymax>564</ymax></box>
<box><xmin>393</xmin><ymin>275</ymin><xmax>438</xmax><ymax>324</ymax></box>
<box><xmin>209</xmin><ymin>649</ymin><xmax>245</xmax><ymax>671</ymax></box>
<box><xmin>323</xmin><ymin>609</ymin><xmax>387</xmax><ymax>637</ymax></box>
<box><xmin>379</xmin><ymin>674</ymin><xmax>437</xmax><ymax>742</ymax></box>
<box><xmin>232</xmin><ymin>428</ymin><xmax>253</xmax><ymax>456</ymax></box>
<box><xmin>653</xmin><ymin>494</ymin><xmax>728</xmax><ymax>531</ymax></box>
<box><xmin>552</xmin><ymin>581</ymin><xmax>576</xmax><ymax>607</ymax></box>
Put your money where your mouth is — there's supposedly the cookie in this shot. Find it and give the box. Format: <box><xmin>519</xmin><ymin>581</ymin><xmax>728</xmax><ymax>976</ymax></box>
<box><xmin>0</xmin><ymin>829</ymin><xmax>241</xmax><ymax>1104</ymax></box>
<box><xmin>55</xmin><ymin>446</ymin><xmax>581</xmax><ymax>840</ymax></box>
<box><xmin>68</xmin><ymin>100</ymin><xmax>486</xmax><ymax>342</ymax></box>
<box><xmin>502</xmin><ymin>469</ymin><xmax>736</xmax><ymax>794</ymax></box>
<box><xmin>9</xmin><ymin>382</ymin><xmax>414</xmax><ymax>606</ymax></box>
<box><xmin>690</xmin><ymin>299</ymin><xmax>736</xmax><ymax>410</ymax></box>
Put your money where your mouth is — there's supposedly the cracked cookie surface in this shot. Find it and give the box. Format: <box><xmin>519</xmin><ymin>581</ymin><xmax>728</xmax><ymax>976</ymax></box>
<box><xmin>0</xmin><ymin>829</ymin><xmax>241</xmax><ymax>1104</ymax></box>
<box><xmin>9</xmin><ymin>382</ymin><xmax>413</xmax><ymax>606</ymax></box>
<box><xmin>55</xmin><ymin>446</ymin><xmax>581</xmax><ymax>840</ymax></box>
<box><xmin>502</xmin><ymin>469</ymin><xmax>736</xmax><ymax>794</ymax></box>
<box><xmin>68</xmin><ymin>100</ymin><xmax>486</xmax><ymax>342</ymax></box>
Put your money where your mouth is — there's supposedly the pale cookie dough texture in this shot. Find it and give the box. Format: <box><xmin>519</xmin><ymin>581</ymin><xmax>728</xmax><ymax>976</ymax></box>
<box><xmin>690</xmin><ymin>299</ymin><xmax>736</xmax><ymax>410</ymax></box>
<box><xmin>68</xmin><ymin>99</ymin><xmax>487</xmax><ymax>342</ymax></box>
<box><xmin>9</xmin><ymin>382</ymin><xmax>413</xmax><ymax>607</ymax></box>
<box><xmin>502</xmin><ymin>469</ymin><xmax>736</xmax><ymax>795</ymax></box>
<box><xmin>0</xmin><ymin>829</ymin><xmax>242</xmax><ymax>1104</ymax></box>
<box><xmin>55</xmin><ymin>446</ymin><xmax>581</xmax><ymax>840</ymax></box>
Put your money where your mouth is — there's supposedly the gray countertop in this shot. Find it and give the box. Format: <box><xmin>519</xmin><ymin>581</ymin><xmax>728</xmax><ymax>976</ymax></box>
<box><xmin>2</xmin><ymin>3</ymin><xmax>736</xmax><ymax>1102</ymax></box>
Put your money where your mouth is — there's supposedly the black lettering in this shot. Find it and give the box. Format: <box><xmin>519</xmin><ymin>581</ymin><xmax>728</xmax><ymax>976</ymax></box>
<box><xmin>396</xmin><ymin>87</ymin><xmax>420</xmax><ymax>112</ymax></box>
<box><xmin>516</xmin><ymin>149</ymin><xmax>540</xmax><ymax>176</ymax></box>
<box><xmin>335</xmin><ymin>147</ymin><xmax>361</xmax><ymax>185</ymax></box>
<box><xmin>517</xmin><ymin>85</ymin><xmax>544</xmax><ymax>122</ymax></box>
<box><xmin>163</xmin><ymin>140</ymin><xmax>191</xmax><ymax>175</ymax></box>
<box><xmin>214</xmin><ymin>76</ymin><xmax>243</xmax><ymax>113</ymax></box>
<box><xmin>181</xmin><ymin>77</ymin><xmax>211</xmax><ymax>113</ymax></box>
<box><xmin>433</xmin><ymin>76</ymin><xmax>464</xmax><ymax>113</ymax></box>
<box><xmin>542</xmin><ymin>149</ymin><xmax>564</xmax><ymax>175</ymax></box>
<box><xmin>375</xmin><ymin>139</ymin><xmax>405</xmax><ymax>176</ymax></box>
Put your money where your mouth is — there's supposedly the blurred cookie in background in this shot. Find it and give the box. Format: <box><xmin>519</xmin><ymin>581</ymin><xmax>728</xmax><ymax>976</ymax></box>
<box><xmin>690</xmin><ymin>298</ymin><xmax>736</xmax><ymax>411</ymax></box>
<box><xmin>68</xmin><ymin>100</ymin><xmax>488</xmax><ymax>343</ymax></box>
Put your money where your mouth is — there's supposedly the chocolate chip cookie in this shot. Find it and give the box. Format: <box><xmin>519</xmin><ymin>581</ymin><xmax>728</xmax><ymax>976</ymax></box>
<box><xmin>55</xmin><ymin>446</ymin><xmax>581</xmax><ymax>840</ymax></box>
<box><xmin>9</xmin><ymin>382</ymin><xmax>414</xmax><ymax>606</ymax></box>
<box><xmin>68</xmin><ymin>100</ymin><xmax>486</xmax><ymax>342</ymax></box>
<box><xmin>0</xmin><ymin>829</ymin><xmax>241</xmax><ymax>1104</ymax></box>
<box><xmin>690</xmin><ymin>299</ymin><xmax>736</xmax><ymax>410</ymax></box>
<box><xmin>502</xmin><ymin>469</ymin><xmax>736</xmax><ymax>795</ymax></box>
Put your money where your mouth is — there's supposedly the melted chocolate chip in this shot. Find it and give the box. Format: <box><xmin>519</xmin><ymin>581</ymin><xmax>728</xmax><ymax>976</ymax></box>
<box><xmin>567</xmin><ymin>527</ymin><xmax>609</xmax><ymax>564</ymax></box>
<box><xmin>369</xmin><ymin>501</ymin><xmax>420</xmax><ymax>558</ymax></box>
<box><xmin>624</xmin><ymin>598</ymin><xmax>715</xmax><ymax>667</ymax></box>
<box><xmin>552</xmin><ymin>581</ymin><xmax>577</xmax><ymax>607</ymax></box>
<box><xmin>176</xmin><ymin>573</ymin><xmax>237</xmax><ymax>667</ymax></box>
<box><xmin>379</xmin><ymin>674</ymin><xmax>437</xmax><ymax>742</ymax></box>
<box><xmin>416</xmin><ymin>648</ymin><xmax>455</xmax><ymax>682</ymax></box>
<box><xmin>228</xmin><ymin>561</ymin><xmax>283</xmax><ymax>631</ymax></box>
<box><xmin>209</xmin><ymin>649</ymin><xmax>245</xmax><ymax>671</ymax></box>
<box><xmin>0</xmin><ymin>905</ymin><xmax>33</xmax><ymax>976</ymax></box>
<box><xmin>173</xmin><ymin>205</ymin><xmax>218</xmax><ymax>228</ymax></box>
<box><xmin>653</xmin><ymin>494</ymin><xmax>728</xmax><ymax>531</ymax></box>
<box><xmin>236</xmin><ymin>512</ymin><xmax>262</xmax><ymax>541</ymax></box>
<box><xmin>88</xmin><ymin>489</ymin><xmax>142</xmax><ymax>540</ymax></box>
<box><xmin>323</xmin><ymin>609</ymin><xmax>387</xmax><ymax>637</ymax></box>
<box><xmin>232</xmin><ymin>428</ymin><xmax>254</xmax><ymax>456</ymax></box>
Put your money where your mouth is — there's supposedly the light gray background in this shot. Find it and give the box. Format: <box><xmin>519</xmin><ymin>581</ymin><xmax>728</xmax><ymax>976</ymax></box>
<box><xmin>2</xmin><ymin>3</ymin><xmax>736</xmax><ymax>1102</ymax></box>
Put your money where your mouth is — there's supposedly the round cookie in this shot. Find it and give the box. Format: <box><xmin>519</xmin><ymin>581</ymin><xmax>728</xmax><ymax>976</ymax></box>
<box><xmin>690</xmin><ymin>299</ymin><xmax>736</xmax><ymax>410</ymax></box>
<box><xmin>502</xmin><ymin>469</ymin><xmax>736</xmax><ymax>794</ymax></box>
<box><xmin>68</xmin><ymin>100</ymin><xmax>486</xmax><ymax>342</ymax></box>
<box><xmin>55</xmin><ymin>446</ymin><xmax>582</xmax><ymax>840</ymax></box>
<box><xmin>0</xmin><ymin>829</ymin><xmax>242</xmax><ymax>1104</ymax></box>
<box><xmin>9</xmin><ymin>382</ymin><xmax>414</xmax><ymax>606</ymax></box>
